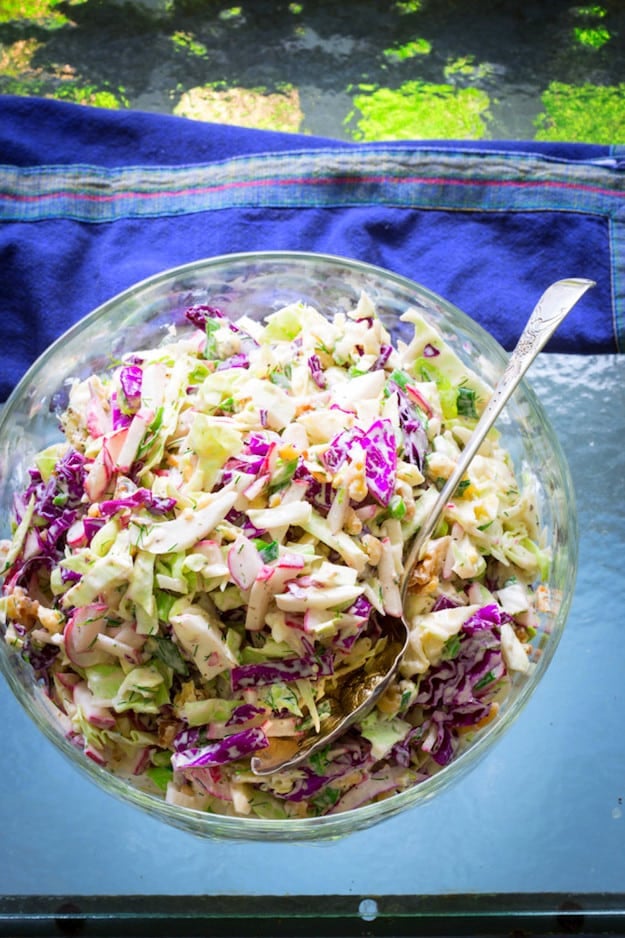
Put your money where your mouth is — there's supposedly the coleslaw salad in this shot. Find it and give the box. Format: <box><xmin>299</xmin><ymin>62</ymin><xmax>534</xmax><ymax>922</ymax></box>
<box><xmin>0</xmin><ymin>291</ymin><xmax>549</xmax><ymax>819</ymax></box>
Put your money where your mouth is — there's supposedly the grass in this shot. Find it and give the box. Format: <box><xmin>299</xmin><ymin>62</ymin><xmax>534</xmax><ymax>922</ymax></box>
<box><xmin>347</xmin><ymin>81</ymin><xmax>492</xmax><ymax>141</ymax></box>
<box><xmin>534</xmin><ymin>82</ymin><xmax>625</xmax><ymax>143</ymax></box>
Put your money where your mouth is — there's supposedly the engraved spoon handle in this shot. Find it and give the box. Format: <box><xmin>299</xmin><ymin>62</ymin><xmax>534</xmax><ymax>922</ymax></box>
<box><xmin>402</xmin><ymin>277</ymin><xmax>596</xmax><ymax>581</ymax></box>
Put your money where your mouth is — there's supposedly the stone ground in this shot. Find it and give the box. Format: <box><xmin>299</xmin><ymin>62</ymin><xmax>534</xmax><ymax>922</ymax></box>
<box><xmin>1</xmin><ymin>0</ymin><xmax>624</xmax><ymax>141</ymax></box>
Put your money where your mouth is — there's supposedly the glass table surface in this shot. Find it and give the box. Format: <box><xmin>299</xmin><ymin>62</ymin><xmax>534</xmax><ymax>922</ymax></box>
<box><xmin>1</xmin><ymin>352</ymin><xmax>624</xmax><ymax>936</ymax></box>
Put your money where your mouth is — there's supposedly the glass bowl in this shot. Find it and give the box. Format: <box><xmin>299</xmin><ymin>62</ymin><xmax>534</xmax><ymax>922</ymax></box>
<box><xmin>0</xmin><ymin>251</ymin><xmax>577</xmax><ymax>842</ymax></box>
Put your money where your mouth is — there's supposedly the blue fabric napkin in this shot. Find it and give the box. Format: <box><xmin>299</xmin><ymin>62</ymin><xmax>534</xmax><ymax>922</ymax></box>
<box><xmin>1</xmin><ymin>94</ymin><xmax>623</xmax><ymax>402</ymax></box>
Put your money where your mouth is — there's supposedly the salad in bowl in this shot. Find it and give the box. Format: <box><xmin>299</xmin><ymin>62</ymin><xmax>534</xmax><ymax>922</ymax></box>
<box><xmin>0</xmin><ymin>252</ymin><xmax>576</xmax><ymax>840</ymax></box>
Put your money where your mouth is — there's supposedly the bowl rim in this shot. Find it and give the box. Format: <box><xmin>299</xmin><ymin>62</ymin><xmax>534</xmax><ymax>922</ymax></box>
<box><xmin>0</xmin><ymin>250</ymin><xmax>578</xmax><ymax>839</ymax></box>
<box><xmin>2</xmin><ymin>250</ymin><xmax>475</xmax><ymax>421</ymax></box>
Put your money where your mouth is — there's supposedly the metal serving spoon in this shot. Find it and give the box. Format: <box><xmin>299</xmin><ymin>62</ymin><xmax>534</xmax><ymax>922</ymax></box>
<box><xmin>250</xmin><ymin>277</ymin><xmax>595</xmax><ymax>776</ymax></box>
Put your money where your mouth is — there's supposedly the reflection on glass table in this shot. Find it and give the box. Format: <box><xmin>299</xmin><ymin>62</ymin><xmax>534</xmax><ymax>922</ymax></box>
<box><xmin>0</xmin><ymin>352</ymin><xmax>624</xmax><ymax>935</ymax></box>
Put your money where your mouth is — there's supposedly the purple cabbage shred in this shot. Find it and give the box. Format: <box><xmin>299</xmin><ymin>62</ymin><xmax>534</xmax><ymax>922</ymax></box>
<box><xmin>98</xmin><ymin>488</ymin><xmax>176</xmax><ymax>517</ymax></box>
<box><xmin>118</xmin><ymin>365</ymin><xmax>143</xmax><ymax>408</ymax></box>
<box><xmin>307</xmin><ymin>354</ymin><xmax>327</xmax><ymax>389</ymax></box>
<box><xmin>172</xmin><ymin>726</ymin><xmax>269</xmax><ymax>769</ymax></box>
<box><xmin>392</xmin><ymin>383</ymin><xmax>429</xmax><ymax>471</ymax></box>
<box><xmin>231</xmin><ymin>651</ymin><xmax>334</xmax><ymax>692</ymax></box>
<box><xmin>371</xmin><ymin>344</ymin><xmax>393</xmax><ymax>370</ymax></box>
<box><xmin>411</xmin><ymin>606</ymin><xmax>507</xmax><ymax>766</ymax></box>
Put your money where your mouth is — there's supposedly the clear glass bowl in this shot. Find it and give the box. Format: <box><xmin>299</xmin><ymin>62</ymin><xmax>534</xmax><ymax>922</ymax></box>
<box><xmin>0</xmin><ymin>251</ymin><xmax>577</xmax><ymax>842</ymax></box>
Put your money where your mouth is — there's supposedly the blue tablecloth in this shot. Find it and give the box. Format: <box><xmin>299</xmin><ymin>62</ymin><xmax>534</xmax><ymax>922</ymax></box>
<box><xmin>1</xmin><ymin>94</ymin><xmax>623</xmax><ymax>401</ymax></box>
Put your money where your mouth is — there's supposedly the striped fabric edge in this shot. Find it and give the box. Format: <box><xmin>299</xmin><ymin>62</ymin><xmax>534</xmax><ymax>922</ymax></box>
<box><xmin>1</xmin><ymin>146</ymin><xmax>625</xmax><ymax>223</ymax></box>
<box><xmin>1</xmin><ymin>144</ymin><xmax>624</xmax><ymax>348</ymax></box>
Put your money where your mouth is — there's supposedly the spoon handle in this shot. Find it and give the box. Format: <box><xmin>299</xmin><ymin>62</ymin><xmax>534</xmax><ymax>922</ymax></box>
<box><xmin>402</xmin><ymin>277</ymin><xmax>595</xmax><ymax>581</ymax></box>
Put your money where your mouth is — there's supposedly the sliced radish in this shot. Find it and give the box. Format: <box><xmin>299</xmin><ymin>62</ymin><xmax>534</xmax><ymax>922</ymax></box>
<box><xmin>244</xmin><ymin>556</ymin><xmax>305</xmax><ymax>631</ymax></box>
<box><xmin>228</xmin><ymin>535</ymin><xmax>262</xmax><ymax>591</ymax></box>
<box><xmin>191</xmin><ymin>766</ymin><xmax>233</xmax><ymax>802</ymax></box>
<box><xmin>95</xmin><ymin>626</ymin><xmax>146</xmax><ymax>664</ymax></box>
<box><xmin>304</xmin><ymin>607</ymin><xmax>337</xmax><ymax>637</ymax></box>
<box><xmin>121</xmin><ymin>746</ymin><xmax>152</xmax><ymax>777</ymax></box>
<box><xmin>193</xmin><ymin>540</ymin><xmax>223</xmax><ymax>562</ymax></box>
<box><xmin>114</xmin><ymin>408</ymin><xmax>154</xmax><ymax>473</ymax></box>
<box><xmin>55</xmin><ymin>671</ymin><xmax>81</xmax><ymax>690</ymax></box>
<box><xmin>354</xmin><ymin>503</ymin><xmax>379</xmax><ymax>523</ymax></box>
<box><xmin>64</xmin><ymin>603</ymin><xmax>112</xmax><ymax>668</ymax></box>
<box><xmin>86</xmin><ymin>386</ymin><xmax>111</xmax><ymax>438</ymax></box>
<box><xmin>111</xmin><ymin>623</ymin><xmax>146</xmax><ymax>649</ymax></box>
<box><xmin>66</xmin><ymin>520</ymin><xmax>88</xmax><ymax>549</ymax></box>
<box><xmin>271</xmin><ymin>554</ymin><xmax>306</xmax><ymax>587</ymax></box>
<box><xmin>242</xmin><ymin>473</ymin><xmax>270</xmax><ymax>501</ymax></box>
<box><xmin>258</xmin><ymin>441</ymin><xmax>278</xmax><ymax>476</ymax></box>
<box><xmin>244</xmin><ymin>573</ymin><xmax>273</xmax><ymax>632</ymax></box>
<box><xmin>73</xmin><ymin>681</ymin><xmax>116</xmax><ymax>729</ymax></box>
<box><xmin>103</xmin><ymin>427</ymin><xmax>128</xmax><ymax>466</ymax></box>
<box><xmin>53</xmin><ymin>671</ymin><xmax>79</xmax><ymax>714</ymax></box>
<box><xmin>405</xmin><ymin>383</ymin><xmax>434</xmax><ymax>418</ymax></box>
<box><xmin>85</xmin><ymin>745</ymin><xmax>107</xmax><ymax>766</ymax></box>
<box><xmin>84</xmin><ymin>446</ymin><xmax>114</xmax><ymax>502</ymax></box>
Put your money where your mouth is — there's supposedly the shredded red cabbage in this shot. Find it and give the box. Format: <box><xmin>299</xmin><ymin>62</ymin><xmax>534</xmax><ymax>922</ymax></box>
<box><xmin>372</xmin><ymin>344</ymin><xmax>393</xmax><ymax>370</ymax></box>
<box><xmin>82</xmin><ymin>516</ymin><xmax>105</xmax><ymax>543</ymax></box>
<box><xmin>321</xmin><ymin>427</ymin><xmax>353</xmax><ymax>474</ymax></box>
<box><xmin>361</xmin><ymin>419</ymin><xmax>397</xmax><ymax>506</ymax></box>
<box><xmin>15</xmin><ymin>448</ymin><xmax>86</xmax><ymax>525</ymax></box>
<box><xmin>5</xmin><ymin>449</ymin><xmax>87</xmax><ymax>585</ymax></box>
<box><xmin>224</xmin><ymin>508</ymin><xmax>267</xmax><ymax>539</ymax></box>
<box><xmin>22</xmin><ymin>638</ymin><xmax>60</xmax><ymax>678</ymax></box>
<box><xmin>321</xmin><ymin>420</ymin><xmax>397</xmax><ymax>507</ymax></box>
<box><xmin>462</xmin><ymin>602</ymin><xmax>514</xmax><ymax>633</ymax></box>
<box><xmin>184</xmin><ymin>304</ymin><xmax>256</xmax><ymax>343</ymax></box>
<box><xmin>391</xmin><ymin>382</ymin><xmax>429</xmax><ymax>471</ymax></box>
<box><xmin>111</xmin><ymin>394</ymin><xmax>132</xmax><ymax>431</ymax></box>
<box><xmin>272</xmin><ymin>736</ymin><xmax>373</xmax><ymax>802</ymax></box>
<box><xmin>307</xmin><ymin>354</ymin><xmax>327</xmax><ymax>389</ymax></box>
<box><xmin>389</xmin><ymin>725</ymin><xmax>425</xmax><ymax>768</ymax></box>
<box><xmin>172</xmin><ymin>726</ymin><xmax>202</xmax><ymax>752</ymax></box>
<box><xmin>293</xmin><ymin>462</ymin><xmax>334</xmax><ymax>515</ymax></box>
<box><xmin>226</xmin><ymin>703</ymin><xmax>266</xmax><ymax>726</ymax></box>
<box><xmin>99</xmin><ymin>488</ymin><xmax>176</xmax><ymax>517</ymax></box>
<box><xmin>334</xmin><ymin>594</ymin><xmax>373</xmax><ymax>652</ymax></box>
<box><xmin>231</xmin><ymin>651</ymin><xmax>334</xmax><ymax>692</ymax></box>
<box><xmin>172</xmin><ymin>726</ymin><xmax>269</xmax><ymax>769</ymax></box>
<box><xmin>430</xmin><ymin>593</ymin><xmax>462</xmax><ymax>612</ymax></box>
<box><xmin>275</xmin><ymin>768</ymin><xmax>330</xmax><ymax>802</ymax></box>
<box><xmin>184</xmin><ymin>304</ymin><xmax>227</xmax><ymax>330</ymax></box>
<box><xmin>411</xmin><ymin>607</ymin><xmax>507</xmax><ymax>765</ymax></box>
<box><xmin>119</xmin><ymin>365</ymin><xmax>143</xmax><ymax>408</ymax></box>
<box><xmin>245</xmin><ymin>433</ymin><xmax>272</xmax><ymax>458</ymax></box>
<box><xmin>217</xmin><ymin>353</ymin><xmax>250</xmax><ymax>370</ymax></box>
